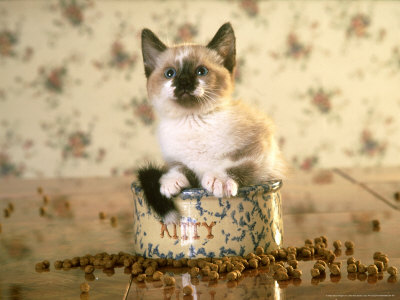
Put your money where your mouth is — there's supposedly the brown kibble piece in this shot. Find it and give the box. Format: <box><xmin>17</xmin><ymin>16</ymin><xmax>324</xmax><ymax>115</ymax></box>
<box><xmin>311</xmin><ymin>268</ymin><xmax>320</xmax><ymax>278</ymax></box>
<box><xmin>261</xmin><ymin>256</ymin><xmax>270</xmax><ymax>266</ymax></box>
<box><xmin>137</xmin><ymin>274</ymin><xmax>146</xmax><ymax>282</ymax></box>
<box><xmin>4</xmin><ymin>208</ymin><xmax>10</xmax><ymax>218</ymax></box>
<box><xmin>333</xmin><ymin>240</ymin><xmax>342</xmax><ymax>249</ymax></box>
<box><xmin>374</xmin><ymin>261</ymin><xmax>384</xmax><ymax>272</ymax></box>
<box><xmin>153</xmin><ymin>271</ymin><xmax>163</xmax><ymax>281</ymax></box>
<box><xmin>145</xmin><ymin>266</ymin><xmax>155</xmax><ymax>276</ymax></box>
<box><xmin>347</xmin><ymin>257</ymin><xmax>356</xmax><ymax>265</ymax></box>
<box><xmin>292</xmin><ymin>269</ymin><xmax>302</xmax><ymax>279</ymax></box>
<box><xmin>314</xmin><ymin>263</ymin><xmax>325</xmax><ymax>274</ymax></box>
<box><xmin>99</xmin><ymin>212</ymin><xmax>106</xmax><ymax>220</ymax></box>
<box><xmin>110</xmin><ymin>216</ymin><xmax>117</xmax><ymax>226</ymax></box>
<box><xmin>54</xmin><ymin>260</ymin><xmax>63</xmax><ymax>269</ymax></box>
<box><xmin>163</xmin><ymin>274</ymin><xmax>175</xmax><ymax>286</ymax></box>
<box><xmin>367</xmin><ymin>264</ymin><xmax>378</xmax><ymax>275</ymax></box>
<box><xmin>187</xmin><ymin>259</ymin><xmax>197</xmax><ymax>268</ymax></box>
<box><xmin>344</xmin><ymin>241</ymin><xmax>354</xmax><ymax>249</ymax></box>
<box><xmin>248</xmin><ymin>258</ymin><xmax>258</xmax><ymax>269</ymax></box>
<box><xmin>190</xmin><ymin>267</ymin><xmax>200</xmax><ymax>277</ymax></box>
<box><xmin>84</xmin><ymin>265</ymin><xmax>94</xmax><ymax>274</ymax></box>
<box><xmin>394</xmin><ymin>192</ymin><xmax>399</xmax><ymax>201</ymax></box>
<box><xmin>183</xmin><ymin>285</ymin><xmax>193</xmax><ymax>296</ymax></box>
<box><xmin>37</xmin><ymin>187</ymin><xmax>43</xmax><ymax>194</ymax></box>
<box><xmin>287</xmin><ymin>259</ymin><xmax>298</xmax><ymax>268</ymax></box>
<box><xmin>302</xmin><ymin>248</ymin><xmax>312</xmax><ymax>257</ymax></box>
<box><xmin>39</xmin><ymin>206</ymin><xmax>46</xmax><ymax>216</ymax></box>
<box><xmin>227</xmin><ymin>271</ymin><xmax>237</xmax><ymax>281</ymax></box>
<box><xmin>377</xmin><ymin>254</ymin><xmax>389</xmax><ymax>264</ymax></box>
<box><xmin>63</xmin><ymin>260</ymin><xmax>72</xmax><ymax>268</ymax></box>
<box><xmin>35</xmin><ymin>262</ymin><xmax>44</xmax><ymax>270</ymax></box>
<box><xmin>387</xmin><ymin>266</ymin><xmax>398</xmax><ymax>276</ymax></box>
<box><xmin>347</xmin><ymin>264</ymin><xmax>357</xmax><ymax>273</ymax></box>
<box><xmin>373</xmin><ymin>251</ymin><xmax>382</xmax><ymax>259</ymax></box>
<box><xmin>358</xmin><ymin>264</ymin><xmax>367</xmax><ymax>273</ymax></box>
<box><xmin>209</xmin><ymin>270</ymin><xmax>219</xmax><ymax>280</ymax></box>
<box><xmin>43</xmin><ymin>195</ymin><xmax>49</xmax><ymax>204</ymax></box>
<box><xmin>255</xmin><ymin>246</ymin><xmax>264</xmax><ymax>256</ymax></box>
<box><xmin>80</xmin><ymin>282</ymin><xmax>90</xmax><ymax>293</ymax></box>
<box><xmin>330</xmin><ymin>264</ymin><xmax>341</xmax><ymax>275</ymax></box>
<box><xmin>275</xmin><ymin>271</ymin><xmax>289</xmax><ymax>281</ymax></box>
<box><xmin>172</xmin><ymin>259</ymin><xmax>183</xmax><ymax>268</ymax></box>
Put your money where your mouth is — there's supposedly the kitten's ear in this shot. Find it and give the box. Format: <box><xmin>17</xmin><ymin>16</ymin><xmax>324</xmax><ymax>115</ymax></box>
<box><xmin>141</xmin><ymin>29</ymin><xmax>167</xmax><ymax>78</ymax></box>
<box><xmin>207</xmin><ymin>22</ymin><xmax>236</xmax><ymax>73</ymax></box>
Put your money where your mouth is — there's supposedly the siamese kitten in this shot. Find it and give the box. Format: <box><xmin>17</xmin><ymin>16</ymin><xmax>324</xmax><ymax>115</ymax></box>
<box><xmin>138</xmin><ymin>23</ymin><xmax>286</xmax><ymax>224</ymax></box>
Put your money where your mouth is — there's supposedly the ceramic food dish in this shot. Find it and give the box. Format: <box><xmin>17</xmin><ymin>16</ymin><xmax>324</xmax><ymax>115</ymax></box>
<box><xmin>131</xmin><ymin>180</ymin><xmax>283</xmax><ymax>259</ymax></box>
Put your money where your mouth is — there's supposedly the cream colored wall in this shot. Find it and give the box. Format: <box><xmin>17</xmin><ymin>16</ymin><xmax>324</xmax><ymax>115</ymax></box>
<box><xmin>0</xmin><ymin>0</ymin><xmax>399</xmax><ymax>178</ymax></box>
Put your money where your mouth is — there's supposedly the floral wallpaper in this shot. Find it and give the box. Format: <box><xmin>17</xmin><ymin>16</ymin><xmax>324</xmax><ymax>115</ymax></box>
<box><xmin>0</xmin><ymin>0</ymin><xmax>399</xmax><ymax>178</ymax></box>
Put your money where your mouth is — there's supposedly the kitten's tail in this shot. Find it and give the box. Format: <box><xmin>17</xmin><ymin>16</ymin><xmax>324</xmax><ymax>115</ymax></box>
<box><xmin>136</xmin><ymin>163</ymin><xmax>180</xmax><ymax>224</ymax></box>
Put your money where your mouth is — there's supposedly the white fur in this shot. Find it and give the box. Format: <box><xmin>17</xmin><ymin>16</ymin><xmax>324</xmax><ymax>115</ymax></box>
<box><xmin>160</xmin><ymin>166</ymin><xmax>190</xmax><ymax>198</ymax></box>
<box><xmin>175</xmin><ymin>47</ymin><xmax>191</xmax><ymax>67</ymax></box>
<box><xmin>163</xmin><ymin>210</ymin><xmax>180</xmax><ymax>225</ymax></box>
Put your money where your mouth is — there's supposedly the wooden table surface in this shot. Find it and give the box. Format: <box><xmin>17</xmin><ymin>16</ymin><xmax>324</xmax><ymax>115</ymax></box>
<box><xmin>0</xmin><ymin>167</ymin><xmax>399</xmax><ymax>300</ymax></box>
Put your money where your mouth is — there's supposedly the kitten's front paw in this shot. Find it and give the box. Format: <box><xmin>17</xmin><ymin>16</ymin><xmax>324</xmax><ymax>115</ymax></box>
<box><xmin>201</xmin><ymin>174</ymin><xmax>238</xmax><ymax>198</ymax></box>
<box><xmin>160</xmin><ymin>172</ymin><xmax>189</xmax><ymax>198</ymax></box>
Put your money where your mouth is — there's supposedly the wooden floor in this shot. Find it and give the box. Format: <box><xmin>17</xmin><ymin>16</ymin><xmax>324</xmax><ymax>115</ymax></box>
<box><xmin>0</xmin><ymin>167</ymin><xmax>399</xmax><ymax>299</ymax></box>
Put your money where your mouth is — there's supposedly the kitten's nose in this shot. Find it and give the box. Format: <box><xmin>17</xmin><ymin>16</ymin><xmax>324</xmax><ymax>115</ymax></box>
<box><xmin>176</xmin><ymin>75</ymin><xmax>195</xmax><ymax>92</ymax></box>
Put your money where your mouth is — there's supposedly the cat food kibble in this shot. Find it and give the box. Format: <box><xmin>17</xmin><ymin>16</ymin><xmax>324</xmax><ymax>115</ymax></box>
<box><xmin>358</xmin><ymin>264</ymin><xmax>367</xmax><ymax>273</ymax></box>
<box><xmin>183</xmin><ymin>285</ymin><xmax>193</xmax><ymax>296</ymax></box>
<box><xmin>84</xmin><ymin>265</ymin><xmax>94</xmax><ymax>274</ymax></box>
<box><xmin>329</xmin><ymin>264</ymin><xmax>341</xmax><ymax>275</ymax></box>
<box><xmin>367</xmin><ymin>264</ymin><xmax>378</xmax><ymax>275</ymax></box>
<box><xmin>54</xmin><ymin>260</ymin><xmax>63</xmax><ymax>269</ymax></box>
<box><xmin>333</xmin><ymin>240</ymin><xmax>342</xmax><ymax>249</ymax></box>
<box><xmin>372</xmin><ymin>219</ymin><xmax>380</xmax><ymax>231</ymax></box>
<box><xmin>374</xmin><ymin>261</ymin><xmax>384</xmax><ymax>272</ymax></box>
<box><xmin>80</xmin><ymin>282</ymin><xmax>90</xmax><ymax>293</ymax></box>
<box><xmin>248</xmin><ymin>258</ymin><xmax>258</xmax><ymax>269</ymax></box>
<box><xmin>394</xmin><ymin>191</ymin><xmax>399</xmax><ymax>201</ymax></box>
<box><xmin>37</xmin><ymin>187</ymin><xmax>43</xmax><ymax>194</ymax></box>
<box><xmin>43</xmin><ymin>195</ymin><xmax>49</xmax><ymax>204</ymax></box>
<box><xmin>99</xmin><ymin>212</ymin><xmax>106</xmax><ymax>220</ymax></box>
<box><xmin>137</xmin><ymin>274</ymin><xmax>146</xmax><ymax>282</ymax></box>
<box><xmin>347</xmin><ymin>257</ymin><xmax>356</xmax><ymax>265</ymax></box>
<box><xmin>345</xmin><ymin>241</ymin><xmax>354</xmax><ymax>249</ymax></box>
<box><xmin>110</xmin><ymin>216</ymin><xmax>117</xmax><ymax>227</ymax></box>
<box><xmin>163</xmin><ymin>274</ymin><xmax>175</xmax><ymax>286</ymax></box>
<box><xmin>347</xmin><ymin>264</ymin><xmax>357</xmax><ymax>273</ymax></box>
<box><xmin>153</xmin><ymin>271</ymin><xmax>163</xmax><ymax>281</ymax></box>
<box><xmin>208</xmin><ymin>270</ymin><xmax>219</xmax><ymax>280</ymax></box>
<box><xmin>387</xmin><ymin>266</ymin><xmax>398</xmax><ymax>276</ymax></box>
<box><xmin>255</xmin><ymin>246</ymin><xmax>264</xmax><ymax>256</ymax></box>
<box><xmin>227</xmin><ymin>271</ymin><xmax>238</xmax><ymax>281</ymax></box>
<box><xmin>292</xmin><ymin>269</ymin><xmax>302</xmax><ymax>279</ymax></box>
<box><xmin>275</xmin><ymin>271</ymin><xmax>289</xmax><ymax>281</ymax></box>
<box><xmin>311</xmin><ymin>268</ymin><xmax>320</xmax><ymax>278</ymax></box>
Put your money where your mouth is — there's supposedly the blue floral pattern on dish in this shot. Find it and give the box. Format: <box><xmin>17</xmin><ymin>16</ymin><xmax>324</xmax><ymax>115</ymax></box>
<box><xmin>131</xmin><ymin>180</ymin><xmax>283</xmax><ymax>259</ymax></box>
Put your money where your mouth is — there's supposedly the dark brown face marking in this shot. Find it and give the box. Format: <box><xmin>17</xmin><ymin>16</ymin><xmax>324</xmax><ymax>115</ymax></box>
<box><xmin>172</xmin><ymin>59</ymin><xmax>200</xmax><ymax>108</ymax></box>
<box><xmin>227</xmin><ymin>161</ymin><xmax>258</xmax><ymax>187</ymax></box>
<box><xmin>141</xmin><ymin>29</ymin><xmax>167</xmax><ymax>78</ymax></box>
<box><xmin>207</xmin><ymin>22</ymin><xmax>236</xmax><ymax>73</ymax></box>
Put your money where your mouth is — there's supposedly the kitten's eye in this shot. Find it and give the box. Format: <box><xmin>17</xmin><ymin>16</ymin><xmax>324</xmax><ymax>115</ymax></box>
<box><xmin>196</xmin><ymin>66</ymin><xmax>208</xmax><ymax>76</ymax></box>
<box><xmin>164</xmin><ymin>68</ymin><xmax>176</xmax><ymax>79</ymax></box>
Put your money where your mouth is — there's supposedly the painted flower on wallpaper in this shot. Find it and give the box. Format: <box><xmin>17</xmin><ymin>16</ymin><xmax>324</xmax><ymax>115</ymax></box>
<box><xmin>60</xmin><ymin>0</ymin><xmax>87</xmax><ymax>26</ymax></box>
<box><xmin>359</xmin><ymin>129</ymin><xmax>386</xmax><ymax>157</ymax></box>
<box><xmin>307</xmin><ymin>87</ymin><xmax>338</xmax><ymax>114</ymax></box>
<box><xmin>63</xmin><ymin>130</ymin><xmax>90</xmax><ymax>159</ymax></box>
<box><xmin>109</xmin><ymin>41</ymin><xmax>137</xmax><ymax>70</ymax></box>
<box><xmin>239</xmin><ymin>0</ymin><xmax>259</xmax><ymax>17</ymax></box>
<box><xmin>0</xmin><ymin>152</ymin><xmax>25</xmax><ymax>177</ymax></box>
<box><xmin>0</xmin><ymin>30</ymin><xmax>18</xmax><ymax>57</ymax></box>
<box><xmin>285</xmin><ymin>33</ymin><xmax>312</xmax><ymax>60</ymax></box>
<box><xmin>131</xmin><ymin>97</ymin><xmax>155</xmax><ymax>126</ymax></box>
<box><xmin>43</xmin><ymin>67</ymin><xmax>67</xmax><ymax>93</ymax></box>
<box><xmin>174</xmin><ymin>23</ymin><xmax>198</xmax><ymax>43</ymax></box>
<box><xmin>292</xmin><ymin>155</ymin><xmax>319</xmax><ymax>171</ymax></box>
<box><xmin>347</xmin><ymin>14</ymin><xmax>371</xmax><ymax>38</ymax></box>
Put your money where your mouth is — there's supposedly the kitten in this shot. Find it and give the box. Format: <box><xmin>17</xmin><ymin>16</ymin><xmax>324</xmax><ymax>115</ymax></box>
<box><xmin>138</xmin><ymin>23</ymin><xmax>286</xmax><ymax>224</ymax></box>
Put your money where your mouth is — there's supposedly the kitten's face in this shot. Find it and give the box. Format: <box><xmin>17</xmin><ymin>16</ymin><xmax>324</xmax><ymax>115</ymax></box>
<box><xmin>141</xmin><ymin>23</ymin><xmax>236</xmax><ymax>117</ymax></box>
